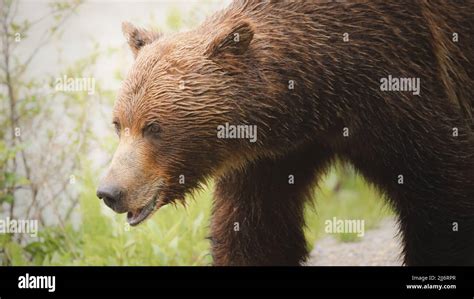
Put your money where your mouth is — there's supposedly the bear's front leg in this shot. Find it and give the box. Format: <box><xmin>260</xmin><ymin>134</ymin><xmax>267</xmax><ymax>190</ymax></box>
<box><xmin>210</xmin><ymin>147</ymin><xmax>331</xmax><ymax>266</ymax></box>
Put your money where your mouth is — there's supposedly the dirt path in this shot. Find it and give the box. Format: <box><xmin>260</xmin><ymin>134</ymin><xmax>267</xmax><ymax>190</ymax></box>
<box><xmin>306</xmin><ymin>218</ymin><xmax>403</xmax><ymax>266</ymax></box>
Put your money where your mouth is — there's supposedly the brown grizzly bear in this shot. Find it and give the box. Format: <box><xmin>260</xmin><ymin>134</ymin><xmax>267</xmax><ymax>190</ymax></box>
<box><xmin>97</xmin><ymin>0</ymin><xmax>474</xmax><ymax>266</ymax></box>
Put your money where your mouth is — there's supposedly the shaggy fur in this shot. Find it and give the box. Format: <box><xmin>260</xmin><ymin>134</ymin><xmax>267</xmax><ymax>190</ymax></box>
<box><xmin>98</xmin><ymin>0</ymin><xmax>474</xmax><ymax>266</ymax></box>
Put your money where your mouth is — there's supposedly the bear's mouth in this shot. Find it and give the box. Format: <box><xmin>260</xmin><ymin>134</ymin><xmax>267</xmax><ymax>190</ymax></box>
<box><xmin>127</xmin><ymin>194</ymin><xmax>159</xmax><ymax>226</ymax></box>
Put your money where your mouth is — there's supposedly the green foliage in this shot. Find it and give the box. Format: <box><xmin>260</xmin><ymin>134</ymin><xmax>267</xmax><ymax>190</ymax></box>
<box><xmin>166</xmin><ymin>7</ymin><xmax>183</xmax><ymax>31</ymax></box>
<box><xmin>23</xmin><ymin>226</ymin><xmax>81</xmax><ymax>266</ymax></box>
<box><xmin>0</xmin><ymin>0</ymin><xmax>88</xmax><ymax>227</ymax></box>
<box><xmin>77</xmin><ymin>163</ymin><xmax>213</xmax><ymax>266</ymax></box>
<box><xmin>0</xmin><ymin>141</ymin><xmax>29</xmax><ymax>205</ymax></box>
<box><xmin>304</xmin><ymin>164</ymin><xmax>393</xmax><ymax>245</ymax></box>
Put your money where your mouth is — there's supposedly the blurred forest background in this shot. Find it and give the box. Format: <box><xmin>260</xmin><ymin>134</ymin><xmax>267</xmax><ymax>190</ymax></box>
<box><xmin>0</xmin><ymin>0</ymin><xmax>392</xmax><ymax>266</ymax></box>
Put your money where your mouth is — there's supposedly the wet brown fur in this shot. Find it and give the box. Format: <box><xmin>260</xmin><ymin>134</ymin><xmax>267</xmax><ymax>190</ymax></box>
<box><xmin>102</xmin><ymin>0</ymin><xmax>474</xmax><ymax>265</ymax></box>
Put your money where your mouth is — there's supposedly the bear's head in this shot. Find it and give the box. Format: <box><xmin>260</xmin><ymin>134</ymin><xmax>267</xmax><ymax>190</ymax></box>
<box><xmin>97</xmin><ymin>20</ymin><xmax>260</xmax><ymax>226</ymax></box>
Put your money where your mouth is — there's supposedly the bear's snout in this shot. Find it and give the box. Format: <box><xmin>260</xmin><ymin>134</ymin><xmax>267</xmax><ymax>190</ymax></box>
<box><xmin>96</xmin><ymin>184</ymin><xmax>127</xmax><ymax>213</ymax></box>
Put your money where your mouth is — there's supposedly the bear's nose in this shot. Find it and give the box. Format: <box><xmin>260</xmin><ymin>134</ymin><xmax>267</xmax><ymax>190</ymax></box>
<box><xmin>96</xmin><ymin>185</ymin><xmax>125</xmax><ymax>212</ymax></box>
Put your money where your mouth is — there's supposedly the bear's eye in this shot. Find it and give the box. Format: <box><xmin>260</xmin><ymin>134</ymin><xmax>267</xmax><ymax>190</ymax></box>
<box><xmin>113</xmin><ymin>121</ymin><xmax>121</xmax><ymax>137</ymax></box>
<box><xmin>143</xmin><ymin>123</ymin><xmax>161</xmax><ymax>138</ymax></box>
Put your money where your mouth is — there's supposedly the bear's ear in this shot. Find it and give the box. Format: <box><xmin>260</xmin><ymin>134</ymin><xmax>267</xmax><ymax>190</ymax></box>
<box><xmin>205</xmin><ymin>20</ymin><xmax>254</xmax><ymax>58</ymax></box>
<box><xmin>122</xmin><ymin>22</ymin><xmax>161</xmax><ymax>58</ymax></box>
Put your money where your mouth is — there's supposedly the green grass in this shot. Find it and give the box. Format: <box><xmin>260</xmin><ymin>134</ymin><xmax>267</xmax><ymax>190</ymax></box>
<box><xmin>0</xmin><ymin>163</ymin><xmax>393</xmax><ymax>266</ymax></box>
<box><xmin>77</xmin><ymin>173</ymin><xmax>213</xmax><ymax>266</ymax></box>
<box><xmin>304</xmin><ymin>164</ymin><xmax>393</xmax><ymax>245</ymax></box>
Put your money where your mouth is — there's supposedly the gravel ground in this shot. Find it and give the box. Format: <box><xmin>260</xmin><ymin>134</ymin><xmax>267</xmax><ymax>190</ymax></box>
<box><xmin>306</xmin><ymin>218</ymin><xmax>403</xmax><ymax>266</ymax></box>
